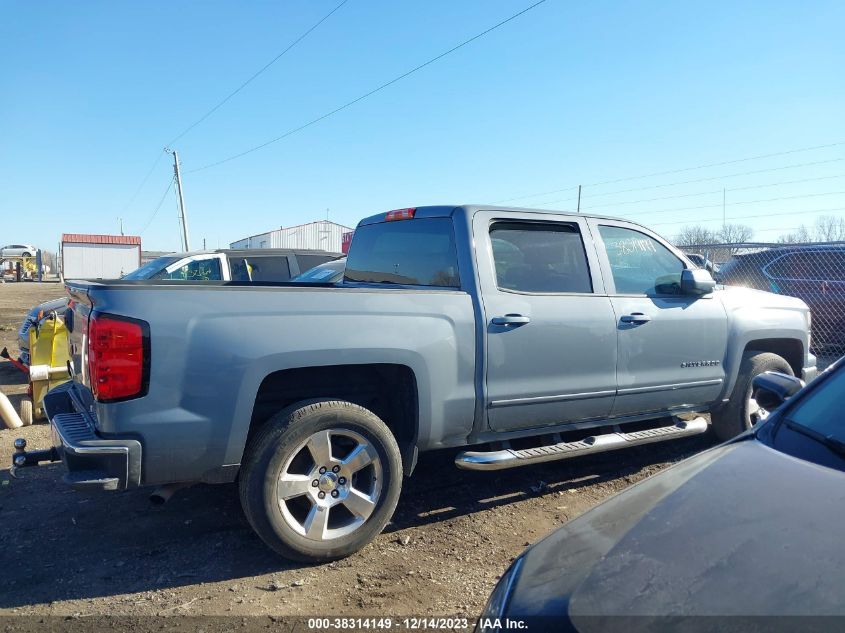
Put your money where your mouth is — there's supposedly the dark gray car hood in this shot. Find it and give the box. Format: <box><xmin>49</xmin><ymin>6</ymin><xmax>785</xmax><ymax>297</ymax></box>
<box><xmin>510</xmin><ymin>439</ymin><xmax>845</xmax><ymax>622</ymax></box>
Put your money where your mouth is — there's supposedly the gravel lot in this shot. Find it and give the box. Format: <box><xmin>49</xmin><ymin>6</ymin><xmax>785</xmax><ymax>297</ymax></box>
<box><xmin>0</xmin><ymin>281</ymin><xmax>730</xmax><ymax>619</ymax></box>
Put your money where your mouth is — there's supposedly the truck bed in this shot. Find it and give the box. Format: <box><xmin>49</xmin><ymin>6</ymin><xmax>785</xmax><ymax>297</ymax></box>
<box><xmin>65</xmin><ymin>280</ymin><xmax>477</xmax><ymax>485</ymax></box>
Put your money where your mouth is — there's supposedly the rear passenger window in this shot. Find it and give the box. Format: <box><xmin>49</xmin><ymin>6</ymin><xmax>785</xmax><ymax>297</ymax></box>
<box><xmin>489</xmin><ymin>222</ymin><xmax>592</xmax><ymax>293</ymax></box>
<box><xmin>229</xmin><ymin>256</ymin><xmax>291</xmax><ymax>282</ymax></box>
<box><xmin>344</xmin><ymin>218</ymin><xmax>460</xmax><ymax>287</ymax></box>
<box><xmin>599</xmin><ymin>225</ymin><xmax>684</xmax><ymax>295</ymax></box>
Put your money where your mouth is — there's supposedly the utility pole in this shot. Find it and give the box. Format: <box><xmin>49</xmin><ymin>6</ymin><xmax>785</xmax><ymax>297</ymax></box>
<box><xmin>118</xmin><ymin>217</ymin><xmax>124</xmax><ymax>236</ymax></box>
<box><xmin>576</xmin><ymin>185</ymin><xmax>582</xmax><ymax>213</ymax></box>
<box><xmin>722</xmin><ymin>188</ymin><xmax>726</xmax><ymax>229</ymax></box>
<box><xmin>168</xmin><ymin>149</ymin><xmax>191</xmax><ymax>252</ymax></box>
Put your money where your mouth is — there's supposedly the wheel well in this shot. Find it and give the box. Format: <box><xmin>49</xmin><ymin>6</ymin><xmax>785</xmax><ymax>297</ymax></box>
<box><xmin>249</xmin><ymin>364</ymin><xmax>418</xmax><ymax>474</ymax></box>
<box><xmin>745</xmin><ymin>338</ymin><xmax>803</xmax><ymax>375</ymax></box>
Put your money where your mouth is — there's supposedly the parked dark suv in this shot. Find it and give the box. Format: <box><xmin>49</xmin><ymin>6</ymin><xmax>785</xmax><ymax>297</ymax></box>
<box><xmin>717</xmin><ymin>244</ymin><xmax>845</xmax><ymax>349</ymax></box>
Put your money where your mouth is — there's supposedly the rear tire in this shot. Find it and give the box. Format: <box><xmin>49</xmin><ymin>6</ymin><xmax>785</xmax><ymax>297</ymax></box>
<box><xmin>711</xmin><ymin>351</ymin><xmax>793</xmax><ymax>442</ymax></box>
<box><xmin>239</xmin><ymin>399</ymin><xmax>403</xmax><ymax>562</ymax></box>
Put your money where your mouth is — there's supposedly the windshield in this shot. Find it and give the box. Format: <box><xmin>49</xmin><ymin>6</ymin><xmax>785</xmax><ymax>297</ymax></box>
<box><xmin>121</xmin><ymin>256</ymin><xmax>180</xmax><ymax>280</ymax></box>
<box><xmin>784</xmin><ymin>365</ymin><xmax>845</xmax><ymax>443</ymax></box>
<box><xmin>292</xmin><ymin>259</ymin><xmax>345</xmax><ymax>282</ymax></box>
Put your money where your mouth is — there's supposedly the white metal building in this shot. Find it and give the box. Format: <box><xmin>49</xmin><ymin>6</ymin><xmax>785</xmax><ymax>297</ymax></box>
<box><xmin>230</xmin><ymin>220</ymin><xmax>352</xmax><ymax>253</ymax></box>
<box><xmin>61</xmin><ymin>234</ymin><xmax>142</xmax><ymax>279</ymax></box>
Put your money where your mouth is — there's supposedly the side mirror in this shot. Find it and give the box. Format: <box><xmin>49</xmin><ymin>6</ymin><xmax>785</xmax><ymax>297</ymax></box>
<box><xmin>752</xmin><ymin>371</ymin><xmax>804</xmax><ymax>411</ymax></box>
<box><xmin>681</xmin><ymin>268</ymin><xmax>716</xmax><ymax>296</ymax></box>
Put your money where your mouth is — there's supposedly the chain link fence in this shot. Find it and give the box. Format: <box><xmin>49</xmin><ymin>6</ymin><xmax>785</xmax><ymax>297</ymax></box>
<box><xmin>679</xmin><ymin>241</ymin><xmax>845</xmax><ymax>357</ymax></box>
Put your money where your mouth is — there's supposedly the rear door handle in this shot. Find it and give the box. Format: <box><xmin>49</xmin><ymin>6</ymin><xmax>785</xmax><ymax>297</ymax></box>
<box><xmin>620</xmin><ymin>313</ymin><xmax>651</xmax><ymax>324</ymax></box>
<box><xmin>491</xmin><ymin>314</ymin><xmax>531</xmax><ymax>326</ymax></box>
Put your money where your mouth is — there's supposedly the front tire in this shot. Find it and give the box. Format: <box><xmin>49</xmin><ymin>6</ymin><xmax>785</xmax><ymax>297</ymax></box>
<box><xmin>711</xmin><ymin>351</ymin><xmax>793</xmax><ymax>442</ymax></box>
<box><xmin>239</xmin><ymin>399</ymin><xmax>403</xmax><ymax>562</ymax></box>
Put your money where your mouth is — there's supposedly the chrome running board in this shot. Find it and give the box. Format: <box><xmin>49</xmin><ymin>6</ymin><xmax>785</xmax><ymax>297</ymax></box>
<box><xmin>455</xmin><ymin>417</ymin><xmax>709</xmax><ymax>471</ymax></box>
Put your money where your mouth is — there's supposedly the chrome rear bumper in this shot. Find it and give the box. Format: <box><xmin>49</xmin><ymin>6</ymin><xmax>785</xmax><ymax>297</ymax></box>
<box><xmin>42</xmin><ymin>382</ymin><xmax>142</xmax><ymax>490</ymax></box>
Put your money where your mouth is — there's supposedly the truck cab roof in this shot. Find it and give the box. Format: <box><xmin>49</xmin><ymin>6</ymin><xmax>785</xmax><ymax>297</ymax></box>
<box><xmin>160</xmin><ymin>248</ymin><xmax>342</xmax><ymax>258</ymax></box>
<box><xmin>357</xmin><ymin>204</ymin><xmax>648</xmax><ymax>231</ymax></box>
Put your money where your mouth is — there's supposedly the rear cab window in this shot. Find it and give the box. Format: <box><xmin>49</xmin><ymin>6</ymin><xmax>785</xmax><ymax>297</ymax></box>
<box><xmin>344</xmin><ymin>218</ymin><xmax>460</xmax><ymax>288</ymax></box>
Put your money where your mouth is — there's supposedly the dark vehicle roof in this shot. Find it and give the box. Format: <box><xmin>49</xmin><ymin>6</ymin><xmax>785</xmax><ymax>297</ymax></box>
<box><xmin>505</xmin><ymin>359</ymin><xmax>845</xmax><ymax>619</ymax></box>
<box><xmin>142</xmin><ymin>248</ymin><xmax>343</xmax><ymax>259</ymax></box>
<box><xmin>728</xmin><ymin>243</ymin><xmax>845</xmax><ymax>262</ymax></box>
<box><xmin>219</xmin><ymin>248</ymin><xmax>342</xmax><ymax>257</ymax></box>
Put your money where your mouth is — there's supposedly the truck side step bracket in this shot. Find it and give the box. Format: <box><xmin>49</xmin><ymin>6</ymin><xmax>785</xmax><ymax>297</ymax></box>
<box><xmin>455</xmin><ymin>417</ymin><xmax>709</xmax><ymax>471</ymax></box>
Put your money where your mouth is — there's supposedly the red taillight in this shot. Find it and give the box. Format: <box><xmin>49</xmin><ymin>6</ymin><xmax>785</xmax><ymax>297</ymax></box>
<box><xmin>88</xmin><ymin>313</ymin><xmax>148</xmax><ymax>402</ymax></box>
<box><xmin>385</xmin><ymin>207</ymin><xmax>416</xmax><ymax>221</ymax></box>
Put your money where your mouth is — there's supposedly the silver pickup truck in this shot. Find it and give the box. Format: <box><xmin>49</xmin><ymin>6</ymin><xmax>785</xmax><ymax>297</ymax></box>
<box><xmin>13</xmin><ymin>205</ymin><xmax>816</xmax><ymax>562</ymax></box>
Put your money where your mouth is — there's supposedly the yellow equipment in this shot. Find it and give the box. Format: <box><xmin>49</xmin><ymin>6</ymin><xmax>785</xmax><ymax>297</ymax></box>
<box><xmin>21</xmin><ymin>310</ymin><xmax>71</xmax><ymax>424</ymax></box>
<box><xmin>1</xmin><ymin>255</ymin><xmax>37</xmax><ymax>281</ymax></box>
<box><xmin>20</xmin><ymin>256</ymin><xmax>37</xmax><ymax>278</ymax></box>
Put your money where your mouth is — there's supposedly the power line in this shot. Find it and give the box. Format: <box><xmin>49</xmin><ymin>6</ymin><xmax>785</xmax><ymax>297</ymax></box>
<box><xmin>138</xmin><ymin>177</ymin><xmax>176</xmax><ymax>235</ymax></box>
<box><xmin>165</xmin><ymin>0</ymin><xmax>351</xmax><ymax>147</ymax></box>
<box><xmin>493</xmin><ymin>140</ymin><xmax>845</xmax><ymax>204</ymax></box>
<box><xmin>725</xmin><ymin>173</ymin><xmax>845</xmax><ymax>194</ymax></box>
<box><xmin>119</xmin><ymin>150</ymin><xmax>168</xmax><ymax>215</ymax></box>
<box><xmin>188</xmin><ymin>0</ymin><xmax>550</xmax><ymax>173</ymax></box>
<box><xmin>531</xmin><ymin>157</ymin><xmax>845</xmax><ymax>207</ymax></box>
<box><xmin>756</xmin><ymin>227</ymin><xmax>802</xmax><ymax>233</ymax></box>
<box><xmin>754</xmin><ymin>226</ymin><xmax>845</xmax><ymax>235</ymax></box>
<box><xmin>119</xmin><ymin>1</ymin><xmax>351</xmax><ymax>219</ymax></box>
<box><xmin>615</xmin><ymin>189</ymin><xmax>845</xmax><ymax>218</ymax></box>
<box><xmin>568</xmin><ymin>173</ymin><xmax>845</xmax><ymax>212</ymax></box>
<box><xmin>588</xmin><ymin>143</ymin><xmax>845</xmax><ymax>189</ymax></box>
<box><xmin>650</xmin><ymin>206</ymin><xmax>845</xmax><ymax>228</ymax></box>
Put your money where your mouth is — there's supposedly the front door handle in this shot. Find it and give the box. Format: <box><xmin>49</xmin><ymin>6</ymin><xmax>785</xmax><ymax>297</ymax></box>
<box><xmin>491</xmin><ymin>314</ymin><xmax>531</xmax><ymax>326</ymax></box>
<box><xmin>620</xmin><ymin>312</ymin><xmax>651</xmax><ymax>324</ymax></box>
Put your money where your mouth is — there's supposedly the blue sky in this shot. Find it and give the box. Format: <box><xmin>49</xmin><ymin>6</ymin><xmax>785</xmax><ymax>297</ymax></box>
<box><xmin>2</xmin><ymin>0</ymin><xmax>844</xmax><ymax>253</ymax></box>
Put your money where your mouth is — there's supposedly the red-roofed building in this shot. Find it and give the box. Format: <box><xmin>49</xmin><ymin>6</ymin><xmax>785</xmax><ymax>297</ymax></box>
<box><xmin>61</xmin><ymin>233</ymin><xmax>142</xmax><ymax>279</ymax></box>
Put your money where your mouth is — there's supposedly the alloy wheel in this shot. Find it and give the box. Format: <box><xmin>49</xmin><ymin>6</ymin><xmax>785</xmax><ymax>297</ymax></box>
<box><xmin>276</xmin><ymin>429</ymin><xmax>382</xmax><ymax>541</ymax></box>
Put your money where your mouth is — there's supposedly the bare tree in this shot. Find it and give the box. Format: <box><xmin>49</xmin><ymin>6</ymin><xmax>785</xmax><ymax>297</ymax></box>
<box><xmin>813</xmin><ymin>215</ymin><xmax>845</xmax><ymax>242</ymax></box>
<box><xmin>777</xmin><ymin>225</ymin><xmax>813</xmax><ymax>244</ymax></box>
<box><xmin>717</xmin><ymin>223</ymin><xmax>754</xmax><ymax>244</ymax></box>
<box><xmin>674</xmin><ymin>225</ymin><xmax>718</xmax><ymax>247</ymax></box>
<box><xmin>778</xmin><ymin>216</ymin><xmax>845</xmax><ymax>243</ymax></box>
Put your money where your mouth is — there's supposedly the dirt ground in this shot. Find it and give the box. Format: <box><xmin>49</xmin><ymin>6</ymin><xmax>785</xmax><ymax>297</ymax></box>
<box><xmin>0</xmin><ymin>281</ymin><xmax>743</xmax><ymax>619</ymax></box>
